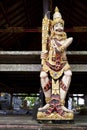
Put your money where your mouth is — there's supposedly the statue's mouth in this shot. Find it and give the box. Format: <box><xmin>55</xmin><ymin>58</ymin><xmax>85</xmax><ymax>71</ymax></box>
<box><xmin>55</xmin><ymin>29</ymin><xmax>63</xmax><ymax>32</ymax></box>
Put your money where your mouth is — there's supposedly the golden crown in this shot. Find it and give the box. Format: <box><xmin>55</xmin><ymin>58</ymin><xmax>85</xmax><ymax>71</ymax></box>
<box><xmin>52</xmin><ymin>7</ymin><xmax>64</xmax><ymax>26</ymax></box>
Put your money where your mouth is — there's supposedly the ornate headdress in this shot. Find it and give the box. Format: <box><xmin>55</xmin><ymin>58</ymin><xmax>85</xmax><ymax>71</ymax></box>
<box><xmin>52</xmin><ymin>7</ymin><xmax>64</xmax><ymax>26</ymax></box>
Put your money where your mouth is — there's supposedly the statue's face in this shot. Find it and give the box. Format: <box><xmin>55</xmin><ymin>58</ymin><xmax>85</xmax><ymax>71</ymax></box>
<box><xmin>53</xmin><ymin>23</ymin><xmax>64</xmax><ymax>34</ymax></box>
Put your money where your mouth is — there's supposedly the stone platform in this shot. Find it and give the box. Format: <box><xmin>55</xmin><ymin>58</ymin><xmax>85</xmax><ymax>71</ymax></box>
<box><xmin>0</xmin><ymin>115</ymin><xmax>87</xmax><ymax>130</ymax></box>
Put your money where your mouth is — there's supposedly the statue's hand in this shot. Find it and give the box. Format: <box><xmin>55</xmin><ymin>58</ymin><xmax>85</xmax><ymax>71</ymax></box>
<box><xmin>40</xmin><ymin>71</ymin><xmax>48</xmax><ymax>78</ymax></box>
<box><xmin>52</xmin><ymin>41</ymin><xmax>64</xmax><ymax>53</ymax></box>
<box><xmin>41</xmin><ymin>51</ymin><xmax>48</xmax><ymax>60</ymax></box>
<box><xmin>58</xmin><ymin>45</ymin><xmax>65</xmax><ymax>52</ymax></box>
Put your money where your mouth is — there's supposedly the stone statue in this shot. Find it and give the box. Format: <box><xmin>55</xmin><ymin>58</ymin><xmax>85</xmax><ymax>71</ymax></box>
<box><xmin>37</xmin><ymin>7</ymin><xmax>74</xmax><ymax>120</ymax></box>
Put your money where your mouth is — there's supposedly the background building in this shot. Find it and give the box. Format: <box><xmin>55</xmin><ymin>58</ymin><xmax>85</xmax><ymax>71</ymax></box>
<box><xmin>0</xmin><ymin>0</ymin><xmax>87</xmax><ymax>113</ymax></box>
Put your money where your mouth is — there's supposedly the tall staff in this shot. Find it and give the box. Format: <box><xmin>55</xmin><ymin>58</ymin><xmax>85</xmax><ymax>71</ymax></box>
<box><xmin>41</xmin><ymin>15</ymin><xmax>50</xmax><ymax>65</ymax></box>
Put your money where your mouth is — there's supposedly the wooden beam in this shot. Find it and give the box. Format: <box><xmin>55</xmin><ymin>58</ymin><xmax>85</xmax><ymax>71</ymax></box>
<box><xmin>0</xmin><ymin>51</ymin><xmax>87</xmax><ymax>55</ymax></box>
<box><xmin>0</xmin><ymin>27</ymin><xmax>41</xmax><ymax>33</ymax></box>
<box><xmin>66</xmin><ymin>26</ymin><xmax>87</xmax><ymax>32</ymax></box>
<box><xmin>0</xmin><ymin>26</ymin><xmax>87</xmax><ymax>33</ymax></box>
<box><xmin>0</xmin><ymin>64</ymin><xmax>87</xmax><ymax>72</ymax></box>
<box><xmin>0</xmin><ymin>51</ymin><xmax>87</xmax><ymax>64</ymax></box>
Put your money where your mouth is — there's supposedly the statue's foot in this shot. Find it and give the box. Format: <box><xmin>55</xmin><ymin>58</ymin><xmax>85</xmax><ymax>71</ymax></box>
<box><xmin>61</xmin><ymin>105</ymin><xmax>73</xmax><ymax>113</ymax></box>
<box><xmin>37</xmin><ymin>104</ymin><xmax>74</xmax><ymax>120</ymax></box>
<box><xmin>38</xmin><ymin>104</ymin><xmax>50</xmax><ymax>111</ymax></box>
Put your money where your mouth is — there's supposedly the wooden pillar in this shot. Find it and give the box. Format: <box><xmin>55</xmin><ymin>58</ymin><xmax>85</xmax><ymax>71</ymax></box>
<box><xmin>84</xmin><ymin>95</ymin><xmax>87</xmax><ymax>106</ymax></box>
<box><xmin>43</xmin><ymin>0</ymin><xmax>50</xmax><ymax>18</ymax></box>
<box><xmin>10</xmin><ymin>93</ymin><xmax>13</xmax><ymax>109</ymax></box>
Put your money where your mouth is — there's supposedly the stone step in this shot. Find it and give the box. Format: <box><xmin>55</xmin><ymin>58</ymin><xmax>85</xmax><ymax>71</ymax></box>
<box><xmin>0</xmin><ymin>115</ymin><xmax>87</xmax><ymax>130</ymax></box>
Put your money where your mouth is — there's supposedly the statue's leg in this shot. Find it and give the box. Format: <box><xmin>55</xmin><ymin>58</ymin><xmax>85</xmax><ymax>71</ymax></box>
<box><xmin>38</xmin><ymin>71</ymin><xmax>51</xmax><ymax>111</ymax></box>
<box><xmin>37</xmin><ymin>71</ymin><xmax>74</xmax><ymax>120</ymax></box>
<box><xmin>60</xmin><ymin>69</ymin><xmax>73</xmax><ymax>113</ymax></box>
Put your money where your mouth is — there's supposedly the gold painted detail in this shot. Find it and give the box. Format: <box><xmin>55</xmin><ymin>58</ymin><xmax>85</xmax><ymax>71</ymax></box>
<box><xmin>45</xmin><ymin>97</ymin><xmax>51</xmax><ymax>104</ymax></box>
<box><xmin>52</xmin><ymin>79</ymin><xmax>59</xmax><ymax>94</ymax></box>
<box><xmin>42</xmin><ymin>63</ymin><xmax>70</xmax><ymax>79</ymax></box>
<box><xmin>60</xmin><ymin>100</ymin><xmax>65</xmax><ymax>106</ymax></box>
<box><xmin>37</xmin><ymin>111</ymin><xmax>74</xmax><ymax>120</ymax></box>
<box><xmin>41</xmin><ymin>15</ymin><xmax>50</xmax><ymax>65</ymax></box>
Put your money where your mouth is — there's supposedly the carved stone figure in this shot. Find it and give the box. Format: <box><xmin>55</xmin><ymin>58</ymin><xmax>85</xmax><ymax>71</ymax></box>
<box><xmin>37</xmin><ymin>7</ymin><xmax>74</xmax><ymax>120</ymax></box>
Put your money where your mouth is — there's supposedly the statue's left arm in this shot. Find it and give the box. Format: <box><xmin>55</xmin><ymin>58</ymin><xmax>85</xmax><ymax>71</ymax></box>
<box><xmin>63</xmin><ymin>37</ymin><xmax>73</xmax><ymax>49</ymax></box>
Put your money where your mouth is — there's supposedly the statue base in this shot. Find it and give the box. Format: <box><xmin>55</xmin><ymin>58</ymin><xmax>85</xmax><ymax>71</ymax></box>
<box><xmin>37</xmin><ymin>111</ymin><xmax>74</xmax><ymax>123</ymax></box>
<box><xmin>37</xmin><ymin>94</ymin><xmax>74</xmax><ymax>123</ymax></box>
